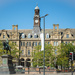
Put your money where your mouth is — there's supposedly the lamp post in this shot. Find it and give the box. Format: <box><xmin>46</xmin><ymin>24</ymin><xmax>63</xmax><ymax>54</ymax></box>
<box><xmin>40</xmin><ymin>14</ymin><xmax>48</xmax><ymax>75</ymax></box>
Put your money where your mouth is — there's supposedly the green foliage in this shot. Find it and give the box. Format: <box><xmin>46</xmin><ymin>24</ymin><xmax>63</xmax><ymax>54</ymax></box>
<box><xmin>8</xmin><ymin>41</ymin><xmax>21</xmax><ymax>58</ymax></box>
<box><xmin>32</xmin><ymin>42</ymin><xmax>75</xmax><ymax>68</ymax></box>
<box><xmin>57</xmin><ymin>43</ymin><xmax>75</xmax><ymax>68</ymax></box>
<box><xmin>0</xmin><ymin>41</ymin><xmax>21</xmax><ymax>59</ymax></box>
<box><xmin>32</xmin><ymin>44</ymin><xmax>55</xmax><ymax>67</ymax></box>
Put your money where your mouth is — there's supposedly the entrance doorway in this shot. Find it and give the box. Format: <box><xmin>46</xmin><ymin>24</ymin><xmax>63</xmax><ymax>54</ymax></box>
<box><xmin>26</xmin><ymin>58</ymin><xmax>31</xmax><ymax>67</ymax></box>
<box><xmin>21</xmin><ymin>58</ymin><xmax>24</xmax><ymax>67</ymax></box>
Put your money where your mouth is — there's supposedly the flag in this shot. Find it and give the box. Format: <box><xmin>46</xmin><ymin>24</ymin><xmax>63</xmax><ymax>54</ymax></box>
<box><xmin>40</xmin><ymin>33</ymin><xmax>44</xmax><ymax>51</ymax></box>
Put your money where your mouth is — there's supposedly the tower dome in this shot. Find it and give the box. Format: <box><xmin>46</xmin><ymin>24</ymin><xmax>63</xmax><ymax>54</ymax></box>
<box><xmin>35</xmin><ymin>6</ymin><xmax>39</xmax><ymax>10</ymax></box>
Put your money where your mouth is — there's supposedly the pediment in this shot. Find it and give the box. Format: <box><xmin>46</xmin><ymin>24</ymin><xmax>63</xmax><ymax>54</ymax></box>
<box><xmin>0</xmin><ymin>30</ymin><xmax>9</xmax><ymax>39</ymax></box>
<box><xmin>62</xmin><ymin>29</ymin><xmax>73</xmax><ymax>39</ymax></box>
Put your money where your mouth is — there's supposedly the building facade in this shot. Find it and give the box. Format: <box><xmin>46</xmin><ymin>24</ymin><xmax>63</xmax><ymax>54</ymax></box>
<box><xmin>0</xmin><ymin>6</ymin><xmax>75</xmax><ymax>67</ymax></box>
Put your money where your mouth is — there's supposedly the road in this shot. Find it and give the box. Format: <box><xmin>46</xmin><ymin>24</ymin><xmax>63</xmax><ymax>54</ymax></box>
<box><xmin>0</xmin><ymin>72</ymin><xmax>75</xmax><ymax>75</ymax></box>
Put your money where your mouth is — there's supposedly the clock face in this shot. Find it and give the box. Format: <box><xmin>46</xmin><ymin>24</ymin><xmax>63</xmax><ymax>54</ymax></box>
<box><xmin>35</xmin><ymin>20</ymin><xmax>38</xmax><ymax>23</ymax></box>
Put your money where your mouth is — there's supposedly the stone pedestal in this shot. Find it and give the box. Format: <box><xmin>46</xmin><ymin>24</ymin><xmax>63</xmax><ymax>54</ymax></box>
<box><xmin>0</xmin><ymin>55</ymin><xmax>15</xmax><ymax>74</ymax></box>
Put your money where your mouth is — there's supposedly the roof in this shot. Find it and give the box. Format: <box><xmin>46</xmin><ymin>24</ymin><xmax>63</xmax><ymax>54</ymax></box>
<box><xmin>35</xmin><ymin>6</ymin><xmax>39</xmax><ymax>10</ymax></box>
<box><xmin>0</xmin><ymin>28</ymin><xmax>75</xmax><ymax>38</ymax></box>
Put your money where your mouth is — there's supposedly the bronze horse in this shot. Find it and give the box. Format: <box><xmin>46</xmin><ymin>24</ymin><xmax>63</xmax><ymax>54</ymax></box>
<box><xmin>3</xmin><ymin>39</ymin><xmax>11</xmax><ymax>55</ymax></box>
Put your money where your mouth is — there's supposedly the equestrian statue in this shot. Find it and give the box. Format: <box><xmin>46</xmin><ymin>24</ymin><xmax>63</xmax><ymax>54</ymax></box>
<box><xmin>3</xmin><ymin>39</ymin><xmax>11</xmax><ymax>55</ymax></box>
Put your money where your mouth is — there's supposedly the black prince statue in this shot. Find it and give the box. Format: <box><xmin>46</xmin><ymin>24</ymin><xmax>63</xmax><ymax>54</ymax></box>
<box><xmin>0</xmin><ymin>39</ymin><xmax>15</xmax><ymax>74</ymax></box>
<box><xmin>3</xmin><ymin>39</ymin><xmax>11</xmax><ymax>55</ymax></box>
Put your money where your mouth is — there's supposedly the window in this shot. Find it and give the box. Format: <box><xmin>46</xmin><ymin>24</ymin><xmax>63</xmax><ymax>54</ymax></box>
<box><xmin>66</xmin><ymin>41</ymin><xmax>67</xmax><ymax>44</ymax></box>
<box><xmin>39</xmin><ymin>42</ymin><xmax>41</xmax><ymax>45</ymax></box>
<box><xmin>29</xmin><ymin>42</ymin><xmax>31</xmax><ymax>46</ymax></box>
<box><xmin>54</xmin><ymin>41</ymin><xmax>58</xmax><ymax>46</ymax></box>
<box><xmin>66</xmin><ymin>34</ymin><xmax>69</xmax><ymax>38</ymax></box>
<box><xmin>23</xmin><ymin>42</ymin><xmax>25</xmax><ymax>46</ymax></box>
<box><xmin>21</xmin><ymin>42</ymin><xmax>22</xmax><ymax>46</ymax></box>
<box><xmin>56</xmin><ymin>42</ymin><xmax>58</xmax><ymax>46</ymax></box>
<box><xmin>28</xmin><ymin>50</ymin><xmax>30</xmax><ymax>55</ymax></box>
<box><xmin>33</xmin><ymin>42</ymin><xmax>34</xmax><ymax>46</ymax></box>
<box><xmin>3</xmin><ymin>35</ymin><xmax>5</xmax><ymax>38</ymax></box>
<box><xmin>22</xmin><ymin>50</ymin><xmax>24</xmax><ymax>55</ymax></box>
<box><xmin>48</xmin><ymin>42</ymin><xmax>50</xmax><ymax>44</ymax></box>
<box><xmin>34</xmin><ymin>34</ymin><xmax>38</xmax><ymax>38</ymax></box>
<box><xmin>33</xmin><ymin>42</ymin><xmax>37</xmax><ymax>46</ymax></box>
<box><xmin>28</xmin><ymin>34</ymin><xmax>31</xmax><ymax>38</ymax></box>
<box><xmin>35</xmin><ymin>42</ymin><xmax>37</xmax><ymax>46</ymax></box>
<box><xmin>22</xmin><ymin>33</ymin><xmax>25</xmax><ymax>38</ymax></box>
<box><xmin>54</xmin><ymin>42</ymin><xmax>56</xmax><ymax>46</ymax></box>
<box><xmin>46</xmin><ymin>33</ymin><xmax>49</xmax><ymax>38</ymax></box>
<box><xmin>27</xmin><ymin>42</ymin><xmax>28</xmax><ymax>46</ymax></box>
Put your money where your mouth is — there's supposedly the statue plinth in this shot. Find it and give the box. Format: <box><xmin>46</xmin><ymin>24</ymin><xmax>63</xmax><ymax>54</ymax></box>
<box><xmin>0</xmin><ymin>55</ymin><xmax>15</xmax><ymax>74</ymax></box>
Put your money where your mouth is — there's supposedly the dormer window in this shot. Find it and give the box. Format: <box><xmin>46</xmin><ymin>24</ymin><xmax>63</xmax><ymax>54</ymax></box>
<box><xmin>34</xmin><ymin>33</ymin><xmax>38</xmax><ymax>38</ymax></box>
<box><xmin>22</xmin><ymin>33</ymin><xmax>25</xmax><ymax>38</ymax></box>
<box><xmin>3</xmin><ymin>35</ymin><xmax>5</xmax><ymax>38</ymax></box>
<box><xmin>46</xmin><ymin>33</ymin><xmax>49</xmax><ymax>38</ymax></box>
<box><xmin>28</xmin><ymin>33</ymin><xmax>31</xmax><ymax>38</ymax></box>
<box><xmin>66</xmin><ymin>34</ymin><xmax>69</xmax><ymax>38</ymax></box>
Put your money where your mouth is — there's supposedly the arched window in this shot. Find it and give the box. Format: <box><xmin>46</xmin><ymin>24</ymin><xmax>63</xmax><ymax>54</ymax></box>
<box><xmin>46</xmin><ymin>33</ymin><xmax>49</xmax><ymax>38</ymax></box>
<box><xmin>22</xmin><ymin>33</ymin><xmax>25</xmax><ymax>38</ymax></box>
<box><xmin>28</xmin><ymin>33</ymin><xmax>31</xmax><ymax>38</ymax></box>
<box><xmin>34</xmin><ymin>33</ymin><xmax>38</xmax><ymax>38</ymax></box>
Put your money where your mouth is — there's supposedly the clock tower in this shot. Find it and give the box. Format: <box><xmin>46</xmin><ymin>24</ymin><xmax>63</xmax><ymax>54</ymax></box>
<box><xmin>33</xmin><ymin>5</ymin><xmax>41</xmax><ymax>33</ymax></box>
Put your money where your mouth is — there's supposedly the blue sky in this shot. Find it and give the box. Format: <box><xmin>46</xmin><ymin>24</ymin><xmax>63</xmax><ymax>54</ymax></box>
<box><xmin>0</xmin><ymin>0</ymin><xmax>75</xmax><ymax>30</ymax></box>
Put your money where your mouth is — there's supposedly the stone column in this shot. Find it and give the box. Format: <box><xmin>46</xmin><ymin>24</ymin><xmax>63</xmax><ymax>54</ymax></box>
<box><xmin>31</xmin><ymin>59</ymin><xmax>33</xmax><ymax>67</ymax></box>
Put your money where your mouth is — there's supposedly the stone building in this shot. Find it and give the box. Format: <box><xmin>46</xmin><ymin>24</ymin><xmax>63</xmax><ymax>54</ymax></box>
<box><xmin>0</xmin><ymin>6</ymin><xmax>75</xmax><ymax>67</ymax></box>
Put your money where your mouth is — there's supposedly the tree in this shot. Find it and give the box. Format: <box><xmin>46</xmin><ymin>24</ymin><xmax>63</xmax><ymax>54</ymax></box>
<box><xmin>32</xmin><ymin>43</ymin><xmax>55</xmax><ymax>67</ymax></box>
<box><xmin>0</xmin><ymin>41</ymin><xmax>4</xmax><ymax>56</ymax></box>
<box><xmin>57</xmin><ymin>43</ymin><xmax>75</xmax><ymax>70</ymax></box>
<box><xmin>0</xmin><ymin>41</ymin><xmax>21</xmax><ymax>65</ymax></box>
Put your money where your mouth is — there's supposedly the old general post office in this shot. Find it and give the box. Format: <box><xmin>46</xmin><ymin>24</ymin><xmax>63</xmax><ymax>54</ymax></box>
<box><xmin>0</xmin><ymin>6</ymin><xmax>75</xmax><ymax>67</ymax></box>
